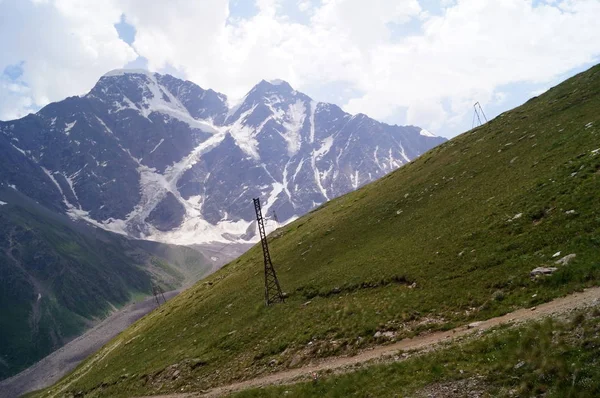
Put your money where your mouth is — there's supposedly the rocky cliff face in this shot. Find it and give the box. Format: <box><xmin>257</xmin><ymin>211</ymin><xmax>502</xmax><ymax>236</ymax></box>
<box><xmin>0</xmin><ymin>70</ymin><xmax>445</xmax><ymax>244</ymax></box>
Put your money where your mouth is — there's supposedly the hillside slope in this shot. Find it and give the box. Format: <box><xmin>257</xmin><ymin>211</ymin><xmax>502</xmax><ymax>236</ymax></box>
<box><xmin>36</xmin><ymin>64</ymin><xmax>600</xmax><ymax>397</ymax></box>
<box><xmin>0</xmin><ymin>187</ymin><xmax>212</xmax><ymax>381</ymax></box>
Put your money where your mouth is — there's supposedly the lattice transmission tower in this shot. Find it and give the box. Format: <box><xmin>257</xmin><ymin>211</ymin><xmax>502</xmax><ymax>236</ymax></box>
<box><xmin>472</xmin><ymin>101</ymin><xmax>488</xmax><ymax>128</ymax></box>
<box><xmin>152</xmin><ymin>284</ymin><xmax>167</xmax><ymax>307</ymax></box>
<box><xmin>253</xmin><ymin>198</ymin><xmax>285</xmax><ymax>306</ymax></box>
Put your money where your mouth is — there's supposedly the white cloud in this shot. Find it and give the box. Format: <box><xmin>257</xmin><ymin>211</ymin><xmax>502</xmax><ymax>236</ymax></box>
<box><xmin>0</xmin><ymin>0</ymin><xmax>137</xmax><ymax>120</ymax></box>
<box><xmin>2</xmin><ymin>0</ymin><xmax>600</xmax><ymax>137</ymax></box>
<box><xmin>406</xmin><ymin>99</ymin><xmax>447</xmax><ymax>131</ymax></box>
<box><xmin>297</xmin><ymin>0</ymin><xmax>312</xmax><ymax>12</ymax></box>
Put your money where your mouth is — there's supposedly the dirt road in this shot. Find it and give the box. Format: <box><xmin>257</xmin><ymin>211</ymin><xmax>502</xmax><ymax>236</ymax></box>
<box><xmin>0</xmin><ymin>291</ymin><xmax>179</xmax><ymax>398</ymax></box>
<box><xmin>150</xmin><ymin>287</ymin><xmax>600</xmax><ymax>398</ymax></box>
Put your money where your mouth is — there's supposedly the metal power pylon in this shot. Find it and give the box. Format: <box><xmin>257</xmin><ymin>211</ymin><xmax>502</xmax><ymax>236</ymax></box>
<box><xmin>472</xmin><ymin>101</ymin><xmax>489</xmax><ymax>128</ymax></box>
<box><xmin>152</xmin><ymin>284</ymin><xmax>167</xmax><ymax>307</ymax></box>
<box><xmin>253</xmin><ymin>198</ymin><xmax>285</xmax><ymax>306</ymax></box>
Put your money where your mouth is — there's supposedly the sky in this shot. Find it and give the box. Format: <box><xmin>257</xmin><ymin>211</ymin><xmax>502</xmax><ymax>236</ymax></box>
<box><xmin>1</xmin><ymin>0</ymin><xmax>600</xmax><ymax>138</ymax></box>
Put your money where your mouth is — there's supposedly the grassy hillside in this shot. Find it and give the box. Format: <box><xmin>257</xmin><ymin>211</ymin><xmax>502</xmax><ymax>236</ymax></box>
<box><xmin>0</xmin><ymin>189</ymin><xmax>212</xmax><ymax>380</ymax></box>
<box><xmin>236</xmin><ymin>307</ymin><xmax>600</xmax><ymax>397</ymax></box>
<box><xmin>36</xmin><ymin>64</ymin><xmax>600</xmax><ymax>397</ymax></box>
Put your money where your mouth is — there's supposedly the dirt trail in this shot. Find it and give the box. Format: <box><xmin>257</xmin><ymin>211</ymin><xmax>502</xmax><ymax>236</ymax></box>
<box><xmin>150</xmin><ymin>287</ymin><xmax>600</xmax><ymax>398</ymax></box>
<box><xmin>0</xmin><ymin>291</ymin><xmax>179</xmax><ymax>398</ymax></box>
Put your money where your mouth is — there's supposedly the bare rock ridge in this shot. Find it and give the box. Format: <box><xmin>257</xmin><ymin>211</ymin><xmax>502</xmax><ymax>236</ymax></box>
<box><xmin>0</xmin><ymin>70</ymin><xmax>446</xmax><ymax>244</ymax></box>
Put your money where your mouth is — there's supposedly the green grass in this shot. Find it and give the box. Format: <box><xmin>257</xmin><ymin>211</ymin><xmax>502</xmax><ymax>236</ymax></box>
<box><xmin>235</xmin><ymin>308</ymin><xmax>600</xmax><ymax>397</ymax></box>
<box><xmin>34</xmin><ymin>64</ymin><xmax>600</xmax><ymax>397</ymax></box>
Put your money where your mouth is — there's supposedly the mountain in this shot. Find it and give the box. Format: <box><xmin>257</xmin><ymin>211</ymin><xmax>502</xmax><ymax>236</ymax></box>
<box><xmin>0</xmin><ymin>70</ymin><xmax>445</xmax><ymax>245</ymax></box>
<box><xmin>33</xmin><ymin>65</ymin><xmax>600</xmax><ymax>397</ymax></box>
<box><xmin>0</xmin><ymin>70</ymin><xmax>442</xmax><ymax>384</ymax></box>
<box><xmin>0</xmin><ymin>185</ymin><xmax>214</xmax><ymax>381</ymax></box>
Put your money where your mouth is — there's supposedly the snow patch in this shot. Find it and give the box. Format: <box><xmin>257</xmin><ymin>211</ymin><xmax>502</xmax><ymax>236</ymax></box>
<box><xmin>351</xmin><ymin>170</ymin><xmax>360</xmax><ymax>189</ymax></box>
<box><xmin>10</xmin><ymin>144</ymin><xmax>28</xmax><ymax>157</ymax></box>
<box><xmin>42</xmin><ymin>167</ymin><xmax>70</xmax><ymax>208</ymax></box>
<box><xmin>63</xmin><ymin>173</ymin><xmax>82</xmax><ymax>209</ymax></box>
<box><xmin>292</xmin><ymin>158</ymin><xmax>305</xmax><ymax>182</ymax></box>
<box><xmin>282</xmin><ymin>162</ymin><xmax>293</xmax><ymax>203</ymax></box>
<box><xmin>67</xmin><ymin>207</ymin><xmax>129</xmax><ymax>236</ymax></box>
<box><xmin>99</xmin><ymin>132</ymin><xmax>227</xmax><ymax>239</ymax></box>
<box><xmin>311</xmin><ymin>148</ymin><xmax>329</xmax><ymax>201</ymax></box>
<box><xmin>150</xmin><ymin>217</ymin><xmax>251</xmax><ymax>245</ymax></box>
<box><xmin>280</xmin><ymin>100</ymin><xmax>307</xmax><ymax>156</ymax></box>
<box><xmin>315</xmin><ymin>136</ymin><xmax>334</xmax><ymax>158</ymax></box>
<box><xmin>64</xmin><ymin>121</ymin><xmax>77</xmax><ymax>136</ymax></box>
<box><xmin>420</xmin><ymin>129</ymin><xmax>437</xmax><ymax>137</ymax></box>
<box><xmin>95</xmin><ymin>116</ymin><xmax>115</xmax><ymax>136</ymax></box>
<box><xmin>105</xmin><ymin>71</ymin><xmax>219</xmax><ymax>134</ymax></box>
<box><xmin>374</xmin><ymin>146</ymin><xmax>382</xmax><ymax>169</ymax></box>
<box><xmin>388</xmin><ymin>148</ymin><xmax>403</xmax><ymax>169</ymax></box>
<box><xmin>227</xmin><ymin>106</ymin><xmax>261</xmax><ymax>159</ymax></box>
<box><xmin>398</xmin><ymin>142</ymin><xmax>411</xmax><ymax>163</ymax></box>
<box><xmin>309</xmin><ymin>101</ymin><xmax>317</xmax><ymax>143</ymax></box>
<box><xmin>110</xmin><ymin>96</ymin><xmax>138</xmax><ymax>114</ymax></box>
<box><xmin>149</xmin><ymin>138</ymin><xmax>165</xmax><ymax>154</ymax></box>
<box><xmin>263</xmin><ymin>182</ymin><xmax>284</xmax><ymax>215</ymax></box>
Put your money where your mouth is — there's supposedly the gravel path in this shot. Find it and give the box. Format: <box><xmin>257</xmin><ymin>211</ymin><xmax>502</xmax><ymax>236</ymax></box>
<box><xmin>0</xmin><ymin>291</ymin><xmax>179</xmax><ymax>398</ymax></box>
<box><xmin>149</xmin><ymin>287</ymin><xmax>600</xmax><ymax>398</ymax></box>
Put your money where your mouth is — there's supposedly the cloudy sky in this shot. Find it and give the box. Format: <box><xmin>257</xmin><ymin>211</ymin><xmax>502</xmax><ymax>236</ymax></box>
<box><xmin>1</xmin><ymin>0</ymin><xmax>599</xmax><ymax>137</ymax></box>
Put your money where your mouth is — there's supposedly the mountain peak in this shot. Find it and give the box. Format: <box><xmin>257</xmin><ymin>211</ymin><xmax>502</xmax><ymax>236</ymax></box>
<box><xmin>253</xmin><ymin>79</ymin><xmax>295</xmax><ymax>93</ymax></box>
<box><xmin>268</xmin><ymin>78</ymin><xmax>289</xmax><ymax>86</ymax></box>
<box><xmin>102</xmin><ymin>69</ymin><xmax>155</xmax><ymax>78</ymax></box>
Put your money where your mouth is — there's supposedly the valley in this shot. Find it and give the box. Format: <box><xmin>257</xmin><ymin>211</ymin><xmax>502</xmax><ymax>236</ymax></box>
<box><xmin>0</xmin><ymin>291</ymin><xmax>179</xmax><ymax>398</ymax></box>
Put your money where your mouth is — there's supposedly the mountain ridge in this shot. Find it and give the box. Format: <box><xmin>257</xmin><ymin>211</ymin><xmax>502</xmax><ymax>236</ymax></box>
<box><xmin>0</xmin><ymin>70</ymin><xmax>445</xmax><ymax>245</ymax></box>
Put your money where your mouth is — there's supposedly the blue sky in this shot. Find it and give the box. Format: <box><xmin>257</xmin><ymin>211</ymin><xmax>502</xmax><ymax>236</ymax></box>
<box><xmin>2</xmin><ymin>0</ymin><xmax>600</xmax><ymax>138</ymax></box>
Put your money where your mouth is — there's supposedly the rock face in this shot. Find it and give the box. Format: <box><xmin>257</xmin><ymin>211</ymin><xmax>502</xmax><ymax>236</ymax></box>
<box><xmin>0</xmin><ymin>70</ymin><xmax>446</xmax><ymax>244</ymax></box>
<box><xmin>145</xmin><ymin>192</ymin><xmax>186</xmax><ymax>232</ymax></box>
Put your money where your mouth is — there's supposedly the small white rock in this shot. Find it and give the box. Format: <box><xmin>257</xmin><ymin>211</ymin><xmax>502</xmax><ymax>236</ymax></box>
<box><xmin>468</xmin><ymin>321</ymin><xmax>483</xmax><ymax>329</ymax></box>
<box><xmin>531</xmin><ymin>267</ymin><xmax>558</xmax><ymax>276</ymax></box>
<box><xmin>555</xmin><ymin>254</ymin><xmax>576</xmax><ymax>266</ymax></box>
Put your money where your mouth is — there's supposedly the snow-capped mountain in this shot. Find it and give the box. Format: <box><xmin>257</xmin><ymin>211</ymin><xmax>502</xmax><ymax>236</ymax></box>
<box><xmin>0</xmin><ymin>70</ymin><xmax>446</xmax><ymax>244</ymax></box>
